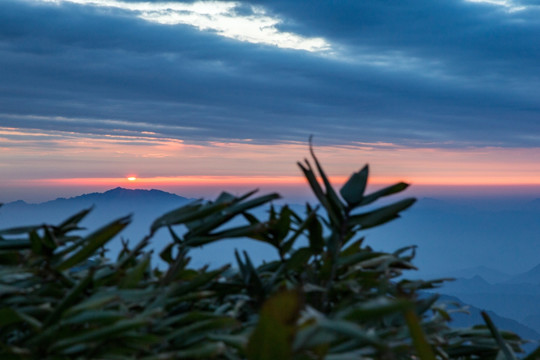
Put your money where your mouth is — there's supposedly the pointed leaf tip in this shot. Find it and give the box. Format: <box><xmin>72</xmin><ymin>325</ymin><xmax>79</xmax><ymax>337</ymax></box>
<box><xmin>340</xmin><ymin>165</ymin><xmax>369</xmax><ymax>206</ymax></box>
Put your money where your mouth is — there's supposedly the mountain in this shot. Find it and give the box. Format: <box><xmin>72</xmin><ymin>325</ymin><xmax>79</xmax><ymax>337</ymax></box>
<box><xmin>437</xmin><ymin>294</ymin><xmax>540</xmax><ymax>352</ymax></box>
<box><xmin>6</xmin><ymin>187</ymin><xmax>190</xmax><ymax>210</ymax></box>
<box><xmin>0</xmin><ymin>187</ymin><xmax>279</xmax><ymax>268</ymax></box>
<box><xmin>507</xmin><ymin>263</ymin><xmax>540</xmax><ymax>285</ymax></box>
<box><xmin>438</xmin><ymin>266</ymin><xmax>512</xmax><ymax>284</ymax></box>
<box><xmin>435</xmin><ymin>274</ymin><xmax>540</xmax><ymax>334</ymax></box>
<box><xmin>1</xmin><ymin>187</ymin><xmax>189</xmax><ymax>260</ymax></box>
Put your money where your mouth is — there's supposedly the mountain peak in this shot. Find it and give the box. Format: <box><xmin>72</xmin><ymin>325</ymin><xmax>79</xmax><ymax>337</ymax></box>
<box><xmin>3</xmin><ymin>188</ymin><xmax>191</xmax><ymax>208</ymax></box>
<box><xmin>76</xmin><ymin>187</ymin><xmax>189</xmax><ymax>203</ymax></box>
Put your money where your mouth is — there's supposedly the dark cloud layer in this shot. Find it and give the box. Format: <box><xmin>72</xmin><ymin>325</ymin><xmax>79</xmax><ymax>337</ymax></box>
<box><xmin>1</xmin><ymin>0</ymin><xmax>539</xmax><ymax>147</ymax></box>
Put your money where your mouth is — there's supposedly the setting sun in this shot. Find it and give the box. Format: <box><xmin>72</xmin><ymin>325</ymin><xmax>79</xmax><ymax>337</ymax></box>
<box><xmin>127</xmin><ymin>177</ymin><xmax>137</xmax><ymax>181</ymax></box>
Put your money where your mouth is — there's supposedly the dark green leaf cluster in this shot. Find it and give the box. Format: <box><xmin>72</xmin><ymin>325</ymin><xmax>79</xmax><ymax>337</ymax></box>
<box><xmin>0</xmin><ymin>147</ymin><xmax>530</xmax><ymax>359</ymax></box>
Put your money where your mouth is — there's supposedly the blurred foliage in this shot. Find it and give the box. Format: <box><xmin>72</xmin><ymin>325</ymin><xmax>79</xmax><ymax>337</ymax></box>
<box><xmin>0</xmin><ymin>145</ymin><xmax>530</xmax><ymax>359</ymax></box>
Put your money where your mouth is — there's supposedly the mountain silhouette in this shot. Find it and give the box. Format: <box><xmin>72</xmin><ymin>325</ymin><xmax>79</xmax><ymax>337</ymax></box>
<box><xmin>0</xmin><ymin>187</ymin><xmax>192</xmax><ymax>260</ymax></box>
<box><xmin>507</xmin><ymin>263</ymin><xmax>540</xmax><ymax>285</ymax></box>
<box><xmin>437</xmin><ymin>294</ymin><xmax>540</xmax><ymax>352</ymax></box>
<box><xmin>0</xmin><ymin>187</ymin><xmax>278</xmax><ymax>269</ymax></box>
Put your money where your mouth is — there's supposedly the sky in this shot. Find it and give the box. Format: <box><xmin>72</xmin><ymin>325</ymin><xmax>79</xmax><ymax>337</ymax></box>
<box><xmin>1</xmin><ymin>0</ymin><xmax>539</xmax><ymax>202</ymax></box>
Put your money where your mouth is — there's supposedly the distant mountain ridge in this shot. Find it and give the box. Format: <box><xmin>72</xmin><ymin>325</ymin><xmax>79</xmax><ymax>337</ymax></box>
<box><xmin>438</xmin><ymin>266</ymin><xmax>512</xmax><ymax>284</ymax></box>
<box><xmin>5</xmin><ymin>187</ymin><xmax>190</xmax><ymax>207</ymax></box>
<box><xmin>0</xmin><ymin>187</ymin><xmax>192</xmax><ymax>256</ymax></box>
<box><xmin>436</xmin><ymin>266</ymin><xmax>540</xmax><ymax>336</ymax></box>
<box><xmin>507</xmin><ymin>263</ymin><xmax>540</xmax><ymax>285</ymax></box>
<box><xmin>0</xmin><ymin>186</ymin><xmax>278</xmax><ymax>269</ymax></box>
<box><xmin>437</xmin><ymin>294</ymin><xmax>540</xmax><ymax>352</ymax></box>
<box><xmin>59</xmin><ymin>187</ymin><xmax>188</xmax><ymax>202</ymax></box>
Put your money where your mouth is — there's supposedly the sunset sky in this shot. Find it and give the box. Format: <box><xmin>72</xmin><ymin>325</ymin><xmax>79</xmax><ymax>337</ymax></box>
<box><xmin>1</xmin><ymin>0</ymin><xmax>539</xmax><ymax>202</ymax></box>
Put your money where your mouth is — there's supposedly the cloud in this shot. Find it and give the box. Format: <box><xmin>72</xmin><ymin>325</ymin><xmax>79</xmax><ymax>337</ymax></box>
<box><xmin>0</xmin><ymin>0</ymin><xmax>539</xmax><ymax>148</ymax></box>
<box><xmin>464</xmin><ymin>0</ymin><xmax>527</xmax><ymax>12</ymax></box>
<box><xmin>31</xmin><ymin>0</ymin><xmax>331</xmax><ymax>52</ymax></box>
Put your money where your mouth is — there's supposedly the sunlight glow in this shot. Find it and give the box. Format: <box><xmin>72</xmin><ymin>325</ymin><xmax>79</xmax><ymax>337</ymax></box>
<box><xmin>1</xmin><ymin>127</ymin><xmax>540</xmax><ymax>201</ymax></box>
<box><xmin>33</xmin><ymin>0</ymin><xmax>331</xmax><ymax>52</ymax></box>
<box><xmin>464</xmin><ymin>0</ymin><xmax>527</xmax><ymax>12</ymax></box>
<box><xmin>22</xmin><ymin>173</ymin><xmax>540</xmax><ymax>188</ymax></box>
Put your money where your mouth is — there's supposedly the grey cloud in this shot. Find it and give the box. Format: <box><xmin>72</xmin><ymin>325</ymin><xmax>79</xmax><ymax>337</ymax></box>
<box><xmin>255</xmin><ymin>0</ymin><xmax>540</xmax><ymax>78</ymax></box>
<box><xmin>0</xmin><ymin>0</ymin><xmax>539</xmax><ymax>147</ymax></box>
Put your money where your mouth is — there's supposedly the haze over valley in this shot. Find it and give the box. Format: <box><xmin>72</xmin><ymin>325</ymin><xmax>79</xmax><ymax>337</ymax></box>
<box><xmin>2</xmin><ymin>186</ymin><xmax>540</xmax><ymax>346</ymax></box>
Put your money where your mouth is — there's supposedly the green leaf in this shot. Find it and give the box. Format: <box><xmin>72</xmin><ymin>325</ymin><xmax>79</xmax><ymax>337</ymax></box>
<box><xmin>168</xmin><ymin>226</ymin><xmax>183</xmax><ymax>243</ymax></box>
<box><xmin>0</xmin><ymin>225</ymin><xmax>43</xmax><ymax>236</ymax></box>
<box><xmin>119</xmin><ymin>253</ymin><xmax>151</xmax><ymax>288</ymax></box>
<box><xmin>50</xmin><ymin>317</ymin><xmax>150</xmax><ymax>350</ymax></box>
<box><xmin>340</xmin><ymin>165</ymin><xmax>368</xmax><ymax>206</ymax></box>
<box><xmin>207</xmin><ymin>334</ymin><xmax>247</xmax><ymax>350</ymax></box>
<box><xmin>154</xmin><ymin>311</ymin><xmax>220</xmax><ymax>330</ymax></box>
<box><xmin>404</xmin><ymin>308</ymin><xmax>436</xmax><ymax>360</ymax></box>
<box><xmin>58</xmin><ymin>207</ymin><xmax>92</xmax><ymax>232</ymax></box>
<box><xmin>309</xmin><ymin>138</ymin><xmax>345</xmax><ymax>217</ymax></box>
<box><xmin>159</xmin><ymin>243</ymin><xmax>174</xmax><ymax>264</ymax></box>
<box><xmin>56</xmin><ymin>215</ymin><xmax>131</xmax><ymax>271</ymax></box>
<box><xmin>141</xmin><ymin>343</ymin><xmax>226</xmax><ymax>360</ymax></box>
<box><xmin>0</xmin><ymin>307</ymin><xmax>42</xmax><ymax>329</ymax></box>
<box><xmin>242</xmin><ymin>251</ymin><xmax>264</xmax><ymax>296</ymax></box>
<box><xmin>0</xmin><ymin>283</ymin><xmax>25</xmax><ymax>296</ymax></box>
<box><xmin>319</xmin><ymin>318</ymin><xmax>383</xmax><ymax>348</ymax></box>
<box><xmin>215</xmin><ymin>191</ymin><xmax>237</xmax><ymax>204</ymax></box>
<box><xmin>44</xmin><ymin>269</ymin><xmax>94</xmax><ymax>327</ymax></box>
<box><xmin>61</xmin><ymin>310</ymin><xmax>125</xmax><ymax>326</ymax></box>
<box><xmin>166</xmin><ymin>317</ymin><xmax>238</xmax><ymax>344</ymax></box>
<box><xmin>243</xmin><ymin>212</ymin><xmax>261</xmax><ymax>225</ymax></box>
<box><xmin>298</xmin><ymin>161</ymin><xmax>341</xmax><ymax>227</ymax></box>
<box><xmin>0</xmin><ymin>250</ymin><xmax>21</xmax><ymax>264</ymax></box>
<box><xmin>170</xmin><ymin>267</ymin><xmax>228</xmax><ymax>297</ymax></box>
<box><xmin>29</xmin><ymin>230</ymin><xmax>42</xmax><ymax>254</ymax></box>
<box><xmin>275</xmin><ymin>206</ymin><xmax>292</xmax><ymax>241</ymax></box>
<box><xmin>482</xmin><ymin>311</ymin><xmax>518</xmax><ymax>360</ymax></box>
<box><xmin>247</xmin><ymin>290</ymin><xmax>302</xmax><ymax>360</ymax></box>
<box><xmin>186</xmin><ymin>193</ymin><xmax>280</xmax><ymax>238</ymax></box>
<box><xmin>337</xmin><ymin>251</ymin><xmax>384</xmax><ymax>267</ymax></box>
<box><xmin>184</xmin><ymin>223</ymin><xmax>268</xmax><ymax>247</ymax></box>
<box><xmin>298</xmin><ymin>161</ymin><xmax>325</xmax><ymax>204</ymax></box>
<box><xmin>307</xmin><ymin>214</ymin><xmax>324</xmax><ymax>254</ymax></box>
<box><xmin>64</xmin><ymin>294</ymin><xmax>118</xmax><ymax>316</ymax></box>
<box><xmin>286</xmin><ymin>247</ymin><xmax>312</xmax><ymax>270</ymax></box>
<box><xmin>342</xmin><ymin>297</ymin><xmax>411</xmax><ymax>321</ymax></box>
<box><xmin>282</xmin><ymin>206</ymin><xmax>318</xmax><ymax>254</ymax></box>
<box><xmin>0</xmin><ymin>238</ymin><xmax>31</xmax><ymax>250</ymax></box>
<box><xmin>348</xmin><ymin>198</ymin><xmax>416</xmax><ymax>230</ymax></box>
<box><xmin>42</xmin><ymin>225</ymin><xmax>58</xmax><ymax>249</ymax></box>
<box><xmin>225</xmin><ymin>193</ymin><xmax>281</xmax><ymax>218</ymax></box>
<box><xmin>150</xmin><ymin>201</ymin><xmax>205</xmax><ymax>232</ymax></box>
<box><xmin>360</xmin><ymin>182</ymin><xmax>409</xmax><ymax>206</ymax></box>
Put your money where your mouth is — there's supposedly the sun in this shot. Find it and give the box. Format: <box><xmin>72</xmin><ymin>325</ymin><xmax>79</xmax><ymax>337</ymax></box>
<box><xmin>127</xmin><ymin>177</ymin><xmax>137</xmax><ymax>181</ymax></box>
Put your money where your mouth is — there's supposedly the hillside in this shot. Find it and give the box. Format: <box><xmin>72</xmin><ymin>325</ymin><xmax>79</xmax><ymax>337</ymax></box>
<box><xmin>0</xmin><ymin>187</ymin><xmax>278</xmax><ymax>267</ymax></box>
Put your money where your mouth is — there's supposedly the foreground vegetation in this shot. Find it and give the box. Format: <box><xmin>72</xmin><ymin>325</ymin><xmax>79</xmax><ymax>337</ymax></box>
<box><xmin>0</xmin><ymin>146</ymin><xmax>534</xmax><ymax>359</ymax></box>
